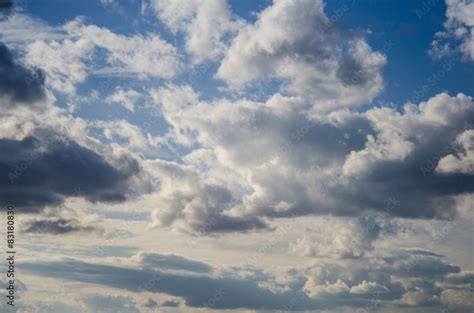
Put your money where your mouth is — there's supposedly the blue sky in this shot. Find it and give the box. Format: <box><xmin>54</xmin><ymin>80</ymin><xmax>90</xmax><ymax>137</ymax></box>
<box><xmin>1</xmin><ymin>0</ymin><xmax>473</xmax><ymax>312</ymax></box>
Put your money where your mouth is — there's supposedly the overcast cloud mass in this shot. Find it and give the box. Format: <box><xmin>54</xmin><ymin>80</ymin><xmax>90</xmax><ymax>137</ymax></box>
<box><xmin>0</xmin><ymin>0</ymin><xmax>473</xmax><ymax>312</ymax></box>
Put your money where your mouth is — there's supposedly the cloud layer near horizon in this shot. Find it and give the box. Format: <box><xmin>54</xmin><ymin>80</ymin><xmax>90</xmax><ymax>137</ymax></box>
<box><xmin>19</xmin><ymin>248</ymin><xmax>474</xmax><ymax>311</ymax></box>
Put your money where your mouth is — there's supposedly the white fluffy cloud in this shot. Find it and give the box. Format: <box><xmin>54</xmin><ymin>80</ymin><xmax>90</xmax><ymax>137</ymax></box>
<box><xmin>152</xmin><ymin>0</ymin><xmax>242</xmax><ymax>63</ymax></box>
<box><xmin>430</xmin><ymin>0</ymin><xmax>474</xmax><ymax>60</ymax></box>
<box><xmin>436</xmin><ymin>129</ymin><xmax>474</xmax><ymax>174</ymax></box>
<box><xmin>25</xmin><ymin>18</ymin><xmax>181</xmax><ymax>94</ymax></box>
<box><xmin>216</xmin><ymin>0</ymin><xmax>386</xmax><ymax>109</ymax></box>
<box><xmin>148</xmin><ymin>85</ymin><xmax>474</xmax><ymax>234</ymax></box>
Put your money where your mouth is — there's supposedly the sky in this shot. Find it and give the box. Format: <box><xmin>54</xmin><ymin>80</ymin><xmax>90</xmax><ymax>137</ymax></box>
<box><xmin>0</xmin><ymin>0</ymin><xmax>473</xmax><ymax>312</ymax></box>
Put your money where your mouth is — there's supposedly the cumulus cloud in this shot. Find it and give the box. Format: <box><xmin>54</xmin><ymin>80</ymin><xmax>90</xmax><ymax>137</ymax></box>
<box><xmin>147</xmin><ymin>159</ymin><xmax>267</xmax><ymax>234</ymax></box>
<box><xmin>430</xmin><ymin>0</ymin><xmax>474</xmax><ymax>60</ymax></box>
<box><xmin>350</xmin><ymin>280</ymin><xmax>389</xmax><ymax>294</ymax></box>
<box><xmin>291</xmin><ymin>215</ymin><xmax>399</xmax><ymax>259</ymax></box>
<box><xmin>436</xmin><ymin>129</ymin><xmax>474</xmax><ymax>174</ymax></box>
<box><xmin>216</xmin><ymin>0</ymin><xmax>386</xmax><ymax>109</ymax></box>
<box><xmin>152</xmin><ymin>0</ymin><xmax>242</xmax><ymax>63</ymax></box>
<box><xmin>149</xmin><ymin>86</ymin><xmax>474</xmax><ymax>234</ymax></box>
<box><xmin>338</xmin><ymin>93</ymin><xmax>474</xmax><ymax>219</ymax></box>
<box><xmin>0</xmin><ymin>133</ymin><xmax>144</xmax><ymax>211</ymax></box>
<box><xmin>0</xmin><ymin>42</ymin><xmax>46</xmax><ymax>104</ymax></box>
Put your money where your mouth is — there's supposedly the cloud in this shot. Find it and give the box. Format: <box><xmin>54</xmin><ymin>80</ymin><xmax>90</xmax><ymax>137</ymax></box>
<box><xmin>443</xmin><ymin>271</ymin><xmax>474</xmax><ymax>286</ymax></box>
<box><xmin>436</xmin><ymin>129</ymin><xmax>474</xmax><ymax>174</ymax></box>
<box><xmin>18</xmin><ymin>247</ymin><xmax>473</xmax><ymax>311</ymax></box>
<box><xmin>401</xmin><ymin>290</ymin><xmax>439</xmax><ymax>306</ymax></box>
<box><xmin>19</xmin><ymin>258</ymin><xmax>317</xmax><ymax>310</ymax></box>
<box><xmin>133</xmin><ymin>251</ymin><xmax>213</xmax><ymax>273</ymax></box>
<box><xmin>440</xmin><ymin>288</ymin><xmax>474</xmax><ymax>312</ymax></box>
<box><xmin>304</xmin><ymin>278</ymin><xmax>350</xmax><ymax>298</ymax></box>
<box><xmin>291</xmin><ymin>215</ymin><xmax>399</xmax><ymax>259</ymax></box>
<box><xmin>430</xmin><ymin>0</ymin><xmax>474</xmax><ymax>60</ymax></box>
<box><xmin>151</xmin><ymin>0</ymin><xmax>242</xmax><ymax>63</ymax></box>
<box><xmin>92</xmin><ymin>119</ymin><xmax>152</xmax><ymax>150</ymax></box>
<box><xmin>0</xmin><ymin>13</ymin><xmax>64</xmax><ymax>45</ymax></box>
<box><xmin>384</xmin><ymin>250</ymin><xmax>461</xmax><ymax>278</ymax></box>
<box><xmin>81</xmin><ymin>294</ymin><xmax>140</xmax><ymax>313</ymax></box>
<box><xmin>161</xmin><ymin>300</ymin><xmax>180</xmax><ymax>307</ymax></box>
<box><xmin>20</xmin><ymin>217</ymin><xmax>100</xmax><ymax>234</ymax></box>
<box><xmin>0</xmin><ymin>133</ymin><xmax>144</xmax><ymax>211</ymax></box>
<box><xmin>150</xmin><ymin>86</ymin><xmax>474</xmax><ymax>234</ymax></box>
<box><xmin>143</xmin><ymin>298</ymin><xmax>158</xmax><ymax>309</ymax></box>
<box><xmin>216</xmin><ymin>0</ymin><xmax>386</xmax><ymax>109</ymax></box>
<box><xmin>99</xmin><ymin>0</ymin><xmax>118</xmax><ymax>7</ymax></box>
<box><xmin>0</xmin><ymin>42</ymin><xmax>46</xmax><ymax>104</ymax></box>
<box><xmin>147</xmin><ymin>159</ymin><xmax>268</xmax><ymax>234</ymax></box>
<box><xmin>25</xmin><ymin>18</ymin><xmax>181</xmax><ymax>94</ymax></box>
<box><xmin>350</xmin><ymin>280</ymin><xmax>389</xmax><ymax>294</ymax></box>
<box><xmin>105</xmin><ymin>87</ymin><xmax>141</xmax><ymax>112</ymax></box>
<box><xmin>337</xmin><ymin>93</ymin><xmax>474</xmax><ymax>219</ymax></box>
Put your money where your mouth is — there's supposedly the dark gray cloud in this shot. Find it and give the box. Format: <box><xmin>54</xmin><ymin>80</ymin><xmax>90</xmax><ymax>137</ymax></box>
<box><xmin>135</xmin><ymin>252</ymin><xmax>213</xmax><ymax>273</ymax></box>
<box><xmin>0</xmin><ymin>42</ymin><xmax>46</xmax><ymax>104</ymax></box>
<box><xmin>0</xmin><ymin>135</ymin><xmax>142</xmax><ymax>211</ymax></box>
<box><xmin>20</xmin><ymin>217</ymin><xmax>100</xmax><ymax>234</ymax></box>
